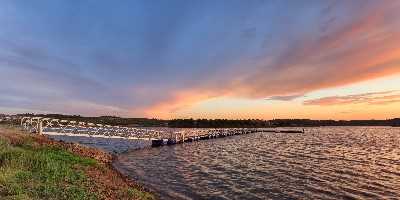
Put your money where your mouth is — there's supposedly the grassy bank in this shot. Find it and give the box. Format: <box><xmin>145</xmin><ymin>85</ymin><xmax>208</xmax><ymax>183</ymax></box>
<box><xmin>0</xmin><ymin>124</ymin><xmax>155</xmax><ymax>200</ymax></box>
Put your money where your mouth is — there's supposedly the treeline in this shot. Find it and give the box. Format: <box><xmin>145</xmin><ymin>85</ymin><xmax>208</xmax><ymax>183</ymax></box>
<box><xmin>170</xmin><ymin>118</ymin><xmax>400</xmax><ymax>128</ymax></box>
<box><xmin>391</xmin><ymin>118</ymin><xmax>400</xmax><ymax>127</ymax></box>
<box><xmin>270</xmin><ymin>119</ymin><xmax>400</xmax><ymax>127</ymax></box>
<box><xmin>16</xmin><ymin>113</ymin><xmax>168</xmax><ymax>127</ymax></box>
<box><xmin>168</xmin><ymin>119</ymin><xmax>271</xmax><ymax>128</ymax></box>
<box><xmin>8</xmin><ymin>113</ymin><xmax>400</xmax><ymax>127</ymax></box>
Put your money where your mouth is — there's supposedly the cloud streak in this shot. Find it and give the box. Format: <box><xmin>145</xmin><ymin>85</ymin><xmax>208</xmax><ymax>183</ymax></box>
<box><xmin>265</xmin><ymin>94</ymin><xmax>305</xmax><ymax>101</ymax></box>
<box><xmin>304</xmin><ymin>91</ymin><xmax>400</xmax><ymax>106</ymax></box>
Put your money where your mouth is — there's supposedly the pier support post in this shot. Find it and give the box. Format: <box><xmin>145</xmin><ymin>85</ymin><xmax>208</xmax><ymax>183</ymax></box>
<box><xmin>38</xmin><ymin>120</ymin><xmax>43</xmax><ymax>135</ymax></box>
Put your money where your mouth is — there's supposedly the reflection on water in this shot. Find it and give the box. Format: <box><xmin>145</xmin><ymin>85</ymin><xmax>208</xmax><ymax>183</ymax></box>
<box><xmin>48</xmin><ymin>135</ymin><xmax>151</xmax><ymax>153</ymax></box>
<box><xmin>113</xmin><ymin>127</ymin><xmax>400</xmax><ymax>200</ymax></box>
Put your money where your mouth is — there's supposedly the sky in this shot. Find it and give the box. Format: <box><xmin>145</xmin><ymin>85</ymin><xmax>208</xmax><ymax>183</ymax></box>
<box><xmin>0</xmin><ymin>0</ymin><xmax>400</xmax><ymax>120</ymax></box>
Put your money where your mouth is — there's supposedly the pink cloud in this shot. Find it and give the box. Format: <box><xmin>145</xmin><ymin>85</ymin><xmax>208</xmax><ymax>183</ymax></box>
<box><xmin>304</xmin><ymin>91</ymin><xmax>400</xmax><ymax>106</ymax></box>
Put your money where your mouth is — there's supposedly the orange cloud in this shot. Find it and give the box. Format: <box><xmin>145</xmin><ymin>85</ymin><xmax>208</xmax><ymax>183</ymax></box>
<box><xmin>235</xmin><ymin>3</ymin><xmax>400</xmax><ymax>98</ymax></box>
<box><xmin>143</xmin><ymin>89</ymin><xmax>219</xmax><ymax>118</ymax></box>
<box><xmin>304</xmin><ymin>91</ymin><xmax>400</xmax><ymax>106</ymax></box>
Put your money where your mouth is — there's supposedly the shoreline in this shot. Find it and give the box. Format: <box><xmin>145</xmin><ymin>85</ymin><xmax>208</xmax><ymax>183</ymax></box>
<box><xmin>0</xmin><ymin>124</ymin><xmax>156</xmax><ymax>200</ymax></box>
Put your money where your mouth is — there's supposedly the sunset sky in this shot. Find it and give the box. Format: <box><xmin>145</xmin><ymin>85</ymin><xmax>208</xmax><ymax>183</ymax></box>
<box><xmin>0</xmin><ymin>0</ymin><xmax>400</xmax><ymax>120</ymax></box>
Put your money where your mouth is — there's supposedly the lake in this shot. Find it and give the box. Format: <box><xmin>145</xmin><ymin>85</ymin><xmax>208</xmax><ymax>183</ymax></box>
<box><xmin>51</xmin><ymin>127</ymin><xmax>400</xmax><ymax>199</ymax></box>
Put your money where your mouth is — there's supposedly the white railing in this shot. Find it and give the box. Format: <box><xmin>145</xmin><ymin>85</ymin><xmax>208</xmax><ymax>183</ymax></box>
<box><xmin>20</xmin><ymin>116</ymin><xmax>167</xmax><ymax>140</ymax></box>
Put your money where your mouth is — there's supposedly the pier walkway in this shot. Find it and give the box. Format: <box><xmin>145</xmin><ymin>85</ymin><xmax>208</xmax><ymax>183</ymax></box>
<box><xmin>3</xmin><ymin>116</ymin><xmax>303</xmax><ymax>147</ymax></box>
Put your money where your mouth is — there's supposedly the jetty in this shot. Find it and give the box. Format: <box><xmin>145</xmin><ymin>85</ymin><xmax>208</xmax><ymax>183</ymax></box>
<box><xmin>1</xmin><ymin>116</ymin><xmax>304</xmax><ymax>148</ymax></box>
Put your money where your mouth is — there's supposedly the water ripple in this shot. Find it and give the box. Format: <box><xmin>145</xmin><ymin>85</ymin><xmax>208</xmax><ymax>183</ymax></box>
<box><xmin>111</xmin><ymin>127</ymin><xmax>400</xmax><ymax>200</ymax></box>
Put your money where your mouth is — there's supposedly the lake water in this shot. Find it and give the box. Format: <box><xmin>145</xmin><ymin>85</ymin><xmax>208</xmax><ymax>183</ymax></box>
<box><xmin>51</xmin><ymin>127</ymin><xmax>400</xmax><ymax>199</ymax></box>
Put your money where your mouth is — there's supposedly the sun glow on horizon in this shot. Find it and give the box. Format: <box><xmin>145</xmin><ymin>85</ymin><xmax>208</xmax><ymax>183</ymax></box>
<box><xmin>164</xmin><ymin>74</ymin><xmax>400</xmax><ymax>120</ymax></box>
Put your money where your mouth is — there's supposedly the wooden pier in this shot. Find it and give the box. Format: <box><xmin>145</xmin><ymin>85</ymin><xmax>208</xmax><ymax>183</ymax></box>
<box><xmin>16</xmin><ymin>116</ymin><xmax>304</xmax><ymax>148</ymax></box>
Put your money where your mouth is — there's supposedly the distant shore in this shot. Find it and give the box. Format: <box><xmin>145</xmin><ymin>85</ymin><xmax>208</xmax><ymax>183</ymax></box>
<box><xmin>0</xmin><ymin>123</ymin><xmax>155</xmax><ymax>200</ymax></box>
<box><xmin>7</xmin><ymin>114</ymin><xmax>400</xmax><ymax>128</ymax></box>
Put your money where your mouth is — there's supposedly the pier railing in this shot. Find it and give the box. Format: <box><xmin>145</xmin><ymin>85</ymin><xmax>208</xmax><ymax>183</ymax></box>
<box><xmin>19</xmin><ymin>116</ymin><xmax>166</xmax><ymax>140</ymax></box>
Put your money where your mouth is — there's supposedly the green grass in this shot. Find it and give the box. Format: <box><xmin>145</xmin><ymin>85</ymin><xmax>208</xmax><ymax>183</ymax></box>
<box><xmin>0</xmin><ymin>137</ymin><xmax>98</xmax><ymax>200</ymax></box>
<box><xmin>119</xmin><ymin>188</ymin><xmax>155</xmax><ymax>200</ymax></box>
<box><xmin>0</xmin><ymin>124</ymin><xmax>156</xmax><ymax>200</ymax></box>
